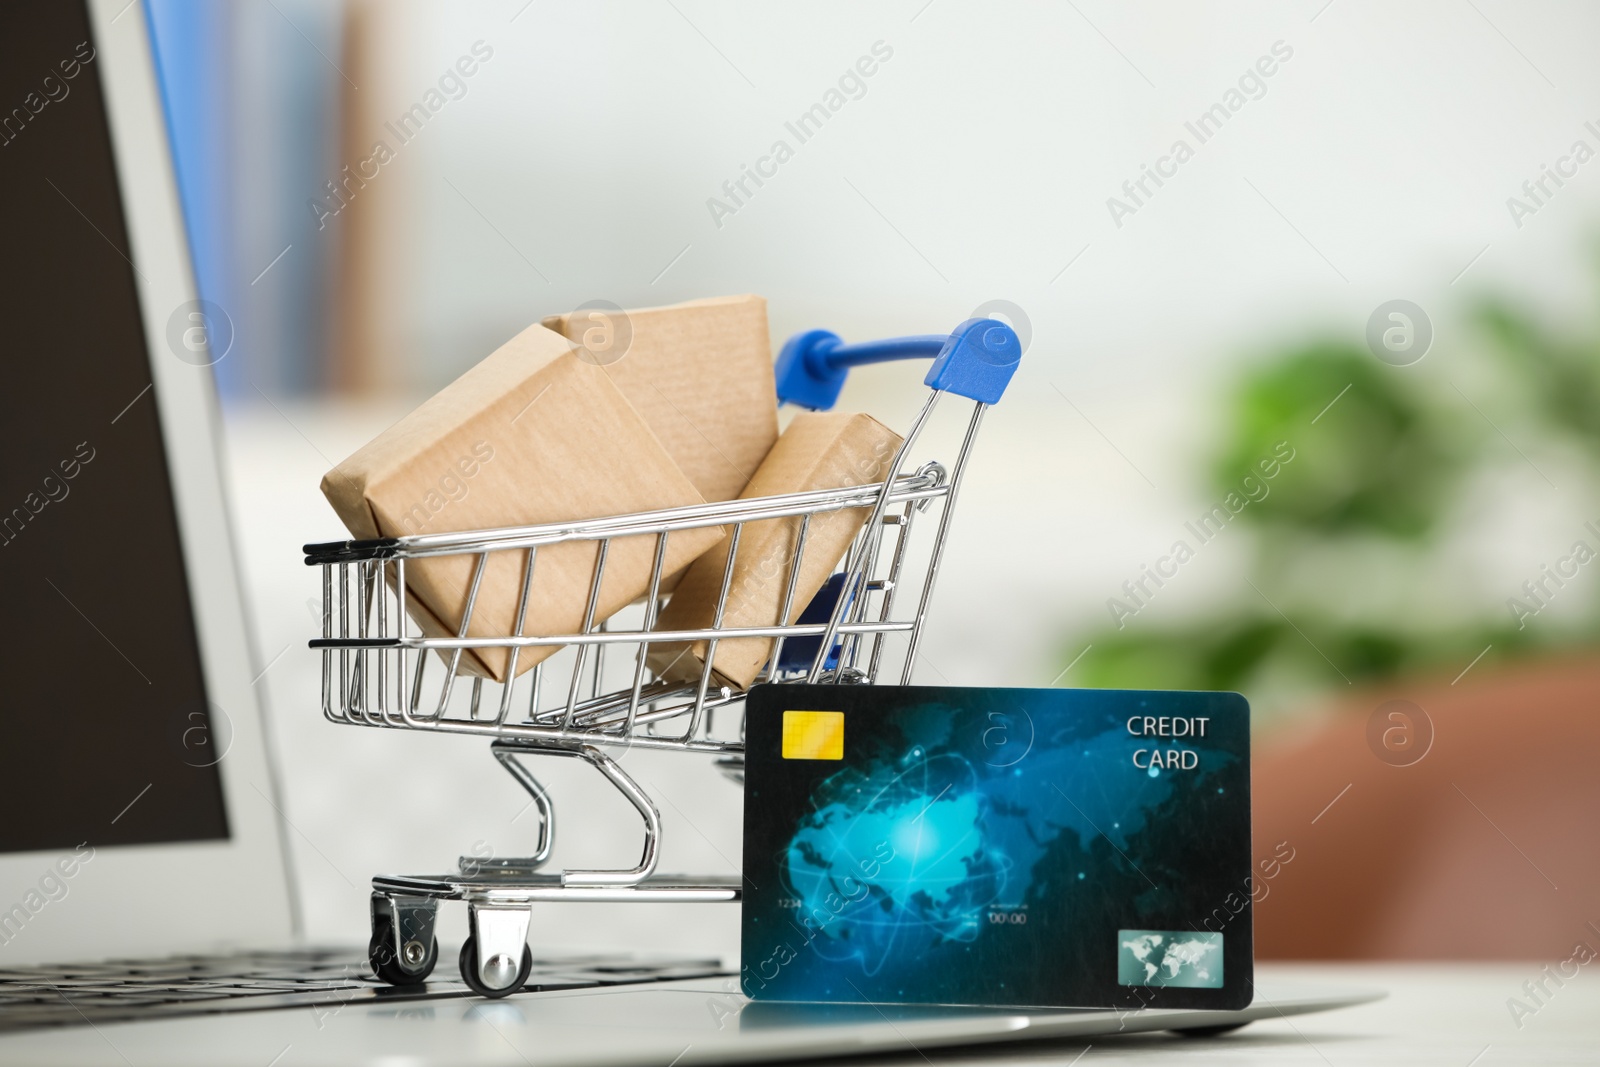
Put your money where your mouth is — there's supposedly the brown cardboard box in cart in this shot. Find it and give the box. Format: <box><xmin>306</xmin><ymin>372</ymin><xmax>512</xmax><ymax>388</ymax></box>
<box><xmin>319</xmin><ymin>322</ymin><xmax>725</xmax><ymax>682</ymax></box>
<box><xmin>649</xmin><ymin>411</ymin><xmax>904</xmax><ymax>690</ymax></box>
<box><xmin>541</xmin><ymin>295</ymin><xmax>777</xmax><ymax>504</ymax></box>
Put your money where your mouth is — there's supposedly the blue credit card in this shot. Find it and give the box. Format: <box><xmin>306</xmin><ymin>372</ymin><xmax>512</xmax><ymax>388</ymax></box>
<box><xmin>740</xmin><ymin>685</ymin><xmax>1253</xmax><ymax>1010</ymax></box>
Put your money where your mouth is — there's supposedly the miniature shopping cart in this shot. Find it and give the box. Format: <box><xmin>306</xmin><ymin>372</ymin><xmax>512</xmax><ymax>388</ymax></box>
<box><xmin>302</xmin><ymin>317</ymin><xmax>1021</xmax><ymax>997</ymax></box>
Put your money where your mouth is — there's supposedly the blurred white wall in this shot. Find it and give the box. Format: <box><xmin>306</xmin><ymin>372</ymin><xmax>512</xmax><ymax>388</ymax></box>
<box><xmin>337</xmin><ymin>0</ymin><xmax>1600</xmax><ymax>392</ymax></box>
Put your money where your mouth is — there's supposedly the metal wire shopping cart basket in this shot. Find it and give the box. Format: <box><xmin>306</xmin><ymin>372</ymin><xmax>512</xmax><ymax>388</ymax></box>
<box><xmin>302</xmin><ymin>317</ymin><xmax>1022</xmax><ymax>996</ymax></box>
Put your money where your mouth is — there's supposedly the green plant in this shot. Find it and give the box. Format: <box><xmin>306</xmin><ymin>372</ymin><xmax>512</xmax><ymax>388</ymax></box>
<box><xmin>1057</xmin><ymin>294</ymin><xmax>1600</xmax><ymax>719</ymax></box>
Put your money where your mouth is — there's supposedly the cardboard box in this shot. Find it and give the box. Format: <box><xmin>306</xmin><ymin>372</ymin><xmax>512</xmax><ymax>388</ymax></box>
<box><xmin>320</xmin><ymin>322</ymin><xmax>724</xmax><ymax>682</ymax></box>
<box><xmin>541</xmin><ymin>295</ymin><xmax>777</xmax><ymax>504</ymax></box>
<box><xmin>649</xmin><ymin>411</ymin><xmax>903</xmax><ymax>689</ymax></box>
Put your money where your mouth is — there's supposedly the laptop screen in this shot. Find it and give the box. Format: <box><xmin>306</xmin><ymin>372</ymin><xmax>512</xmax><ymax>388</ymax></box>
<box><xmin>0</xmin><ymin>2</ymin><xmax>229</xmax><ymax>851</ymax></box>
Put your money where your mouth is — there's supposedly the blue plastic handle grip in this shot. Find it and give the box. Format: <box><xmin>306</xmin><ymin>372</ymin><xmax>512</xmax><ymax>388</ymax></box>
<box><xmin>774</xmin><ymin>318</ymin><xmax>1022</xmax><ymax>410</ymax></box>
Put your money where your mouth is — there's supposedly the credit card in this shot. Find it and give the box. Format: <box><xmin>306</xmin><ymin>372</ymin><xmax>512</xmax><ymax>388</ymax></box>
<box><xmin>741</xmin><ymin>685</ymin><xmax>1252</xmax><ymax>1010</ymax></box>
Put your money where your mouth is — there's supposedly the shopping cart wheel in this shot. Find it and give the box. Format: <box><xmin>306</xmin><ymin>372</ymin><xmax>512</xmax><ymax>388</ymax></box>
<box><xmin>368</xmin><ymin>912</ymin><xmax>438</xmax><ymax>986</ymax></box>
<box><xmin>458</xmin><ymin>936</ymin><xmax>534</xmax><ymax>998</ymax></box>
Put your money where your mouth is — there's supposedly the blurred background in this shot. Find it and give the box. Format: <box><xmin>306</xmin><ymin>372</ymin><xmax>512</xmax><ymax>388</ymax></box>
<box><xmin>150</xmin><ymin>0</ymin><xmax>1600</xmax><ymax>964</ymax></box>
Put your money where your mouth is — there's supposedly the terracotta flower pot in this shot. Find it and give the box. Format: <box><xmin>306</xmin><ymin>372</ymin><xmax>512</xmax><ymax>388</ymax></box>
<box><xmin>1251</xmin><ymin>651</ymin><xmax>1600</xmax><ymax>959</ymax></box>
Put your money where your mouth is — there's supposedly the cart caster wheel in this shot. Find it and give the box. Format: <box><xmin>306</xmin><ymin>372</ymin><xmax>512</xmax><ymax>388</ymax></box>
<box><xmin>458</xmin><ymin>937</ymin><xmax>534</xmax><ymax>998</ymax></box>
<box><xmin>1176</xmin><ymin>1022</ymin><xmax>1250</xmax><ymax>1038</ymax></box>
<box><xmin>368</xmin><ymin>914</ymin><xmax>438</xmax><ymax>986</ymax></box>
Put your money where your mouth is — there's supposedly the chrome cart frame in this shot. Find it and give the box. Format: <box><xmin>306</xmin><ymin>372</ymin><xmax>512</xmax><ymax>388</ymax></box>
<box><xmin>302</xmin><ymin>318</ymin><xmax>1022</xmax><ymax>996</ymax></box>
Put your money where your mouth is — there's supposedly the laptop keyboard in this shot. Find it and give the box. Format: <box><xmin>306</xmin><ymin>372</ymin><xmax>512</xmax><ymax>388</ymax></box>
<box><xmin>0</xmin><ymin>947</ymin><xmax>729</xmax><ymax>1032</ymax></box>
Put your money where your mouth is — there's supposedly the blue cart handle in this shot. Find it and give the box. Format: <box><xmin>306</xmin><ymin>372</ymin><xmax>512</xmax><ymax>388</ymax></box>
<box><xmin>774</xmin><ymin>317</ymin><xmax>1022</xmax><ymax>411</ymax></box>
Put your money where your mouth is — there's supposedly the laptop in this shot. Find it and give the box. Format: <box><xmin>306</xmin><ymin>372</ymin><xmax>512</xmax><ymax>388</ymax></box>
<box><xmin>0</xmin><ymin>1</ymin><xmax>1379</xmax><ymax>1062</ymax></box>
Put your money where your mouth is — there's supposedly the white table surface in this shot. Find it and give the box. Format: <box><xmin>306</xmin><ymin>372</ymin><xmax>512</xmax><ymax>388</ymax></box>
<box><xmin>862</xmin><ymin>963</ymin><xmax>1597</xmax><ymax>1065</ymax></box>
<box><xmin>0</xmin><ymin>964</ymin><xmax>1591</xmax><ymax>1066</ymax></box>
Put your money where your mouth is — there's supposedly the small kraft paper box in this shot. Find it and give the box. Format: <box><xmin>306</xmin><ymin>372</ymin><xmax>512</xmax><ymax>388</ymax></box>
<box><xmin>541</xmin><ymin>294</ymin><xmax>777</xmax><ymax>505</ymax></box>
<box><xmin>320</xmin><ymin>322</ymin><xmax>724</xmax><ymax>682</ymax></box>
<box><xmin>649</xmin><ymin>411</ymin><xmax>903</xmax><ymax>689</ymax></box>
